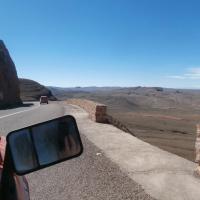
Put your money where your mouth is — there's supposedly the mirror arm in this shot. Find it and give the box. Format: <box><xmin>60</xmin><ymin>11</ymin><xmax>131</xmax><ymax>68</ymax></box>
<box><xmin>0</xmin><ymin>146</ymin><xmax>18</xmax><ymax>200</ymax></box>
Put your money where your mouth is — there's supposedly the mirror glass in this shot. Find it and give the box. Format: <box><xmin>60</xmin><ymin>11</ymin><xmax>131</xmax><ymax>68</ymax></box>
<box><xmin>7</xmin><ymin>115</ymin><xmax>83</xmax><ymax>175</ymax></box>
<box><xmin>8</xmin><ymin>129</ymin><xmax>38</xmax><ymax>173</ymax></box>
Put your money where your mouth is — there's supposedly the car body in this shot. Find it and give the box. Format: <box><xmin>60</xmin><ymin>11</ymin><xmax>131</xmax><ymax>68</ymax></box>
<box><xmin>40</xmin><ymin>96</ymin><xmax>48</xmax><ymax>104</ymax></box>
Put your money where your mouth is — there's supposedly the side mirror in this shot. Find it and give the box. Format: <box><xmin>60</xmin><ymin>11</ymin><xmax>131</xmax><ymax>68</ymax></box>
<box><xmin>6</xmin><ymin>115</ymin><xmax>83</xmax><ymax>175</ymax></box>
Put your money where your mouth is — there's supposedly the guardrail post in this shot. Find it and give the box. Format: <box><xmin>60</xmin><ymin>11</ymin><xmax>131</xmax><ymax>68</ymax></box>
<box><xmin>195</xmin><ymin>124</ymin><xmax>200</xmax><ymax>176</ymax></box>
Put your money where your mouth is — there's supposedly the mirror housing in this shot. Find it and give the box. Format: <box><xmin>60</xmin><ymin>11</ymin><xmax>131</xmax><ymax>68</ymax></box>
<box><xmin>6</xmin><ymin>115</ymin><xmax>83</xmax><ymax>175</ymax></box>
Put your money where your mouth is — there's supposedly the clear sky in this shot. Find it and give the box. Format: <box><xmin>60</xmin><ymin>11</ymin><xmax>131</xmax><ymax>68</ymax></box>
<box><xmin>1</xmin><ymin>0</ymin><xmax>200</xmax><ymax>88</ymax></box>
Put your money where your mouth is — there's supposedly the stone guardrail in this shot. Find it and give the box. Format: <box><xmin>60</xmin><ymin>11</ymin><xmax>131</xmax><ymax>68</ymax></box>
<box><xmin>195</xmin><ymin>124</ymin><xmax>200</xmax><ymax>176</ymax></box>
<box><xmin>66</xmin><ymin>98</ymin><xmax>107</xmax><ymax>123</ymax></box>
<box><xmin>65</xmin><ymin>98</ymin><xmax>135</xmax><ymax>136</ymax></box>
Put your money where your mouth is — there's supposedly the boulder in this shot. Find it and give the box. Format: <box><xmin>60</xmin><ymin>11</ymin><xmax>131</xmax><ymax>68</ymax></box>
<box><xmin>0</xmin><ymin>40</ymin><xmax>22</xmax><ymax>108</ymax></box>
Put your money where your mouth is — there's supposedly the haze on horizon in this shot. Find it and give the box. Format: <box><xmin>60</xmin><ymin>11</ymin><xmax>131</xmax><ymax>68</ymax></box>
<box><xmin>1</xmin><ymin>0</ymin><xmax>200</xmax><ymax>89</ymax></box>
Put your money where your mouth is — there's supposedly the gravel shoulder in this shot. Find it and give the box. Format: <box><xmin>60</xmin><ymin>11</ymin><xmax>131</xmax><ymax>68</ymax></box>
<box><xmin>28</xmin><ymin>135</ymin><xmax>155</xmax><ymax>200</ymax></box>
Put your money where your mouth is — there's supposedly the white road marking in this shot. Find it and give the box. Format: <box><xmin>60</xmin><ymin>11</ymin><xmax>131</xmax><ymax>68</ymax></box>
<box><xmin>0</xmin><ymin>104</ymin><xmax>40</xmax><ymax>119</ymax></box>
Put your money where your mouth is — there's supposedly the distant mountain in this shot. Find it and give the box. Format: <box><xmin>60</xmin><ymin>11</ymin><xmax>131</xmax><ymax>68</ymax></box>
<box><xmin>48</xmin><ymin>86</ymin><xmax>121</xmax><ymax>92</ymax></box>
<box><xmin>48</xmin><ymin>86</ymin><xmax>121</xmax><ymax>100</ymax></box>
<box><xmin>20</xmin><ymin>79</ymin><xmax>56</xmax><ymax>101</ymax></box>
<box><xmin>48</xmin><ymin>86</ymin><xmax>200</xmax><ymax>111</ymax></box>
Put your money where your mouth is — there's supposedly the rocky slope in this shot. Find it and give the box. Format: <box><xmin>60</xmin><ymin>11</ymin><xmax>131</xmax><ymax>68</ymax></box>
<box><xmin>0</xmin><ymin>40</ymin><xmax>22</xmax><ymax>108</ymax></box>
<box><xmin>20</xmin><ymin>78</ymin><xmax>56</xmax><ymax>101</ymax></box>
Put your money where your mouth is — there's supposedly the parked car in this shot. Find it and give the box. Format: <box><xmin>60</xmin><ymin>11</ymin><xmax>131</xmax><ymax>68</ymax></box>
<box><xmin>40</xmin><ymin>96</ymin><xmax>48</xmax><ymax>104</ymax></box>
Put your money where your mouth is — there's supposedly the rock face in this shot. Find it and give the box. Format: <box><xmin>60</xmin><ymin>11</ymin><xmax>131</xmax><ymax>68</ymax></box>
<box><xmin>0</xmin><ymin>40</ymin><xmax>22</xmax><ymax>107</ymax></box>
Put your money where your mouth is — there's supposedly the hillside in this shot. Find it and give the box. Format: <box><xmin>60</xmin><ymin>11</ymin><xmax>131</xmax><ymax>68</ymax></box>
<box><xmin>49</xmin><ymin>86</ymin><xmax>200</xmax><ymax>161</ymax></box>
<box><xmin>20</xmin><ymin>79</ymin><xmax>56</xmax><ymax>101</ymax></box>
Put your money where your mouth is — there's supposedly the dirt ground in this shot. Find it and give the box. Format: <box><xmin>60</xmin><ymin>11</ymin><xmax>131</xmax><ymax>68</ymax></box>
<box><xmin>108</xmin><ymin>108</ymin><xmax>198</xmax><ymax>162</ymax></box>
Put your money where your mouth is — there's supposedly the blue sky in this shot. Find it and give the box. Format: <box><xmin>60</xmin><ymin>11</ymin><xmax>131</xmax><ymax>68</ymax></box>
<box><xmin>1</xmin><ymin>0</ymin><xmax>200</xmax><ymax>88</ymax></box>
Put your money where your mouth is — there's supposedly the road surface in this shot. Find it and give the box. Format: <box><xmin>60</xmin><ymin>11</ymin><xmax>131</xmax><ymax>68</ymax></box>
<box><xmin>0</xmin><ymin>102</ymin><xmax>154</xmax><ymax>200</ymax></box>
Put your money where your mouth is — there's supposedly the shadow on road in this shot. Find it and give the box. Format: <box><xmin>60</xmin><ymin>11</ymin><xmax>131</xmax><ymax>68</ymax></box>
<box><xmin>0</xmin><ymin>103</ymin><xmax>34</xmax><ymax>110</ymax></box>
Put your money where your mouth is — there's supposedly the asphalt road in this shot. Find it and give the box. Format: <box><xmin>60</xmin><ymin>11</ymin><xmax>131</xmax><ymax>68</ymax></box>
<box><xmin>0</xmin><ymin>102</ymin><xmax>155</xmax><ymax>200</ymax></box>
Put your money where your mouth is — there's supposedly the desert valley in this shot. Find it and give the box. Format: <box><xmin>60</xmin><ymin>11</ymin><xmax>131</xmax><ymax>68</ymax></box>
<box><xmin>49</xmin><ymin>86</ymin><xmax>200</xmax><ymax>162</ymax></box>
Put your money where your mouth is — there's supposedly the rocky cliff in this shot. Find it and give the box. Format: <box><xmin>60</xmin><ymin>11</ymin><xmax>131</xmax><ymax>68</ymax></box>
<box><xmin>0</xmin><ymin>40</ymin><xmax>22</xmax><ymax>108</ymax></box>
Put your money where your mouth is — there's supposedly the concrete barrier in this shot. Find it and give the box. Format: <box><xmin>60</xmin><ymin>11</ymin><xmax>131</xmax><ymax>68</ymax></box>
<box><xmin>194</xmin><ymin>124</ymin><xmax>200</xmax><ymax>176</ymax></box>
<box><xmin>66</xmin><ymin>98</ymin><xmax>135</xmax><ymax>135</ymax></box>
<box><xmin>66</xmin><ymin>98</ymin><xmax>107</xmax><ymax>123</ymax></box>
<box><xmin>195</xmin><ymin>124</ymin><xmax>200</xmax><ymax>163</ymax></box>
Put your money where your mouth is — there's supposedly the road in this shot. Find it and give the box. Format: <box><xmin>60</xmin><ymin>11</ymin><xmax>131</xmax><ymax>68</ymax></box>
<box><xmin>0</xmin><ymin>102</ymin><xmax>154</xmax><ymax>200</ymax></box>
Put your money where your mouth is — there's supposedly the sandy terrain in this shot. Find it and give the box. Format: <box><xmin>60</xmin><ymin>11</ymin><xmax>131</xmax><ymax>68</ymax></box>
<box><xmin>108</xmin><ymin>109</ymin><xmax>197</xmax><ymax>161</ymax></box>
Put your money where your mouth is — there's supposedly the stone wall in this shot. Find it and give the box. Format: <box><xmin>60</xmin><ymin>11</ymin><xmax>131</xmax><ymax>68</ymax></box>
<box><xmin>66</xmin><ymin>98</ymin><xmax>136</xmax><ymax>136</ymax></box>
<box><xmin>66</xmin><ymin>98</ymin><xmax>107</xmax><ymax>123</ymax></box>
